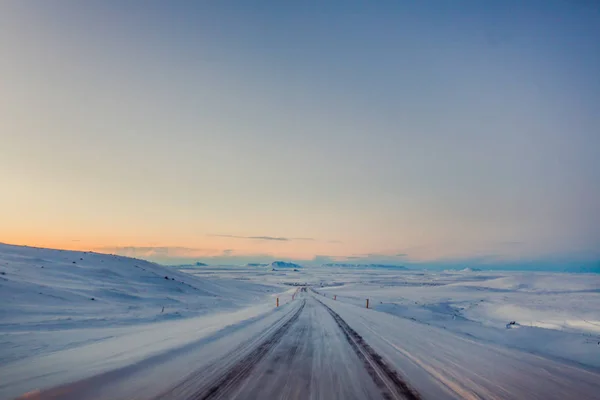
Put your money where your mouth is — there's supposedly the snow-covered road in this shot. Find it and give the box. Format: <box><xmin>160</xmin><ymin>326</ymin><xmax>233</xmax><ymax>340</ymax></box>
<box><xmin>169</xmin><ymin>294</ymin><xmax>418</xmax><ymax>400</ymax></box>
<box><xmin>317</xmin><ymin>293</ymin><xmax>600</xmax><ymax>400</ymax></box>
<box><xmin>15</xmin><ymin>293</ymin><xmax>418</xmax><ymax>400</ymax></box>
<box><xmin>12</xmin><ymin>289</ymin><xmax>600</xmax><ymax>400</ymax></box>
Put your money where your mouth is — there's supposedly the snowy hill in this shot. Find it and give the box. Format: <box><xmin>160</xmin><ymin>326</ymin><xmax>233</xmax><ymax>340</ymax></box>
<box><xmin>0</xmin><ymin>243</ymin><xmax>303</xmax><ymax>399</ymax></box>
<box><xmin>0</xmin><ymin>243</ymin><xmax>286</xmax><ymax>367</ymax></box>
<box><xmin>1</xmin><ymin>244</ymin><xmax>599</xmax><ymax>400</ymax></box>
<box><xmin>0</xmin><ymin>243</ymin><xmax>243</xmax><ymax>329</ymax></box>
<box><xmin>0</xmin><ymin>243</ymin><xmax>285</xmax><ymax>328</ymax></box>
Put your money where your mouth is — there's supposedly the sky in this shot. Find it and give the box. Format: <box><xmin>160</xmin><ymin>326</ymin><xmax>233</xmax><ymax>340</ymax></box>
<box><xmin>1</xmin><ymin>1</ymin><xmax>599</xmax><ymax>268</ymax></box>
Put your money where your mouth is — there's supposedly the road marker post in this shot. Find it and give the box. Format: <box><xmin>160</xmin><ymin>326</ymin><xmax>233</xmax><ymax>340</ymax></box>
<box><xmin>366</xmin><ymin>299</ymin><xmax>369</xmax><ymax>309</ymax></box>
<box><xmin>276</xmin><ymin>297</ymin><xmax>279</xmax><ymax>307</ymax></box>
<box><xmin>334</xmin><ymin>295</ymin><xmax>337</xmax><ymax>300</ymax></box>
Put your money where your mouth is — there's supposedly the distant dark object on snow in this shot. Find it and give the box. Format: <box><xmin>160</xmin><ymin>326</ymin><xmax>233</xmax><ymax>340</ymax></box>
<box><xmin>293</xmin><ymin>269</ymin><xmax>299</xmax><ymax>272</ymax></box>
<box><xmin>164</xmin><ymin>276</ymin><xmax>169</xmax><ymax>280</ymax></box>
<box><xmin>90</xmin><ymin>297</ymin><xmax>95</xmax><ymax>301</ymax></box>
<box><xmin>171</xmin><ymin>262</ymin><xmax>209</xmax><ymax>269</ymax></box>
<box><xmin>270</xmin><ymin>261</ymin><xmax>303</xmax><ymax>269</ymax></box>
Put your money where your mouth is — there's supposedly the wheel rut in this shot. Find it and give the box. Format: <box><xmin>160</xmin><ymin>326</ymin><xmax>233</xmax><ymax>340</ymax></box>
<box><xmin>190</xmin><ymin>300</ymin><xmax>306</xmax><ymax>400</ymax></box>
<box><xmin>315</xmin><ymin>298</ymin><xmax>421</xmax><ymax>400</ymax></box>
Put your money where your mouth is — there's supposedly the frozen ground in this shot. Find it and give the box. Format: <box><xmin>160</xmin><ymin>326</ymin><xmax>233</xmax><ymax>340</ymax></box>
<box><xmin>1</xmin><ymin>243</ymin><xmax>599</xmax><ymax>399</ymax></box>
<box><xmin>0</xmin><ymin>243</ymin><xmax>293</xmax><ymax>399</ymax></box>
<box><xmin>313</xmin><ymin>269</ymin><xmax>600</xmax><ymax>369</ymax></box>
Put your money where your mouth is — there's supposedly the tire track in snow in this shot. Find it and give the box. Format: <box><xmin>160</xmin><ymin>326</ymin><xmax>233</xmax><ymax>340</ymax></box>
<box><xmin>190</xmin><ymin>299</ymin><xmax>306</xmax><ymax>400</ymax></box>
<box><xmin>315</xmin><ymin>298</ymin><xmax>421</xmax><ymax>400</ymax></box>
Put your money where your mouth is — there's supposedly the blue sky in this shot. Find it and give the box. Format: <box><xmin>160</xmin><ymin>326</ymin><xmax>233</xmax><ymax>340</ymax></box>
<box><xmin>1</xmin><ymin>1</ymin><xmax>599</xmax><ymax>270</ymax></box>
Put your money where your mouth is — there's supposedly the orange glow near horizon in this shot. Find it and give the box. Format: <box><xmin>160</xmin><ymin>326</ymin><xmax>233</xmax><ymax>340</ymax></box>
<box><xmin>1</xmin><ymin>3</ymin><xmax>598</xmax><ymax>265</ymax></box>
<box><xmin>1</xmin><ymin>233</ymin><xmax>571</xmax><ymax>265</ymax></box>
<box><xmin>0</xmin><ymin>233</ymin><xmax>357</xmax><ymax>262</ymax></box>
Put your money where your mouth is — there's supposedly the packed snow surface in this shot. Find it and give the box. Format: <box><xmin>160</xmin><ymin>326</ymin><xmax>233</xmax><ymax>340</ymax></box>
<box><xmin>1</xmin><ymin>243</ymin><xmax>599</xmax><ymax>399</ymax></box>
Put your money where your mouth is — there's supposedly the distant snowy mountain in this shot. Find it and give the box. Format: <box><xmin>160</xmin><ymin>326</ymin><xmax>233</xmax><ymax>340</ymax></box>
<box><xmin>174</xmin><ymin>261</ymin><xmax>208</xmax><ymax>268</ymax></box>
<box><xmin>247</xmin><ymin>263</ymin><xmax>269</xmax><ymax>267</ymax></box>
<box><xmin>270</xmin><ymin>261</ymin><xmax>303</xmax><ymax>269</ymax></box>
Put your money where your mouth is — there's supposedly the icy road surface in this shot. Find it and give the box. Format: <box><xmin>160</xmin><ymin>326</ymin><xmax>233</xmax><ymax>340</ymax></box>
<box><xmin>16</xmin><ymin>293</ymin><xmax>418</xmax><ymax>400</ymax></box>
<box><xmin>12</xmin><ymin>291</ymin><xmax>600</xmax><ymax>400</ymax></box>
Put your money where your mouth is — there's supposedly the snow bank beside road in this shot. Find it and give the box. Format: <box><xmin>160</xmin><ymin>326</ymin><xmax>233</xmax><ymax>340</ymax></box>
<box><xmin>318</xmin><ymin>293</ymin><xmax>600</xmax><ymax>399</ymax></box>
<box><xmin>316</xmin><ymin>270</ymin><xmax>600</xmax><ymax>369</ymax></box>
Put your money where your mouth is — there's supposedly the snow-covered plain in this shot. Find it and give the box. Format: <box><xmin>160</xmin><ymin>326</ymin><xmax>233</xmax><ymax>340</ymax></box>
<box><xmin>1</xmin><ymin>243</ymin><xmax>599</xmax><ymax>399</ymax></box>
<box><xmin>312</xmin><ymin>269</ymin><xmax>600</xmax><ymax>369</ymax></box>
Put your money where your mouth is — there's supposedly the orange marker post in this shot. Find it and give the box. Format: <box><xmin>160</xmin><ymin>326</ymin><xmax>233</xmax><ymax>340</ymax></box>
<box><xmin>276</xmin><ymin>297</ymin><xmax>279</xmax><ymax>307</ymax></box>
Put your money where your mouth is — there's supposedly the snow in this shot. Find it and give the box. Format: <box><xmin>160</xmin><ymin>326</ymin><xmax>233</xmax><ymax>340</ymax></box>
<box><xmin>318</xmin><ymin>294</ymin><xmax>600</xmax><ymax>399</ymax></box>
<box><xmin>1</xmin><ymin>243</ymin><xmax>599</xmax><ymax>399</ymax></box>
<box><xmin>315</xmin><ymin>269</ymin><xmax>600</xmax><ymax>369</ymax></box>
<box><xmin>269</xmin><ymin>261</ymin><xmax>303</xmax><ymax>269</ymax></box>
<box><xmin>322</xmin><ymin>263</ymin><xmax>409</xmax><ymax>269</ymax></box>
<box><xmin>0</xmin><ymin>243</ymin><xmax>293</xmax><ymax>398</ymax></box>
